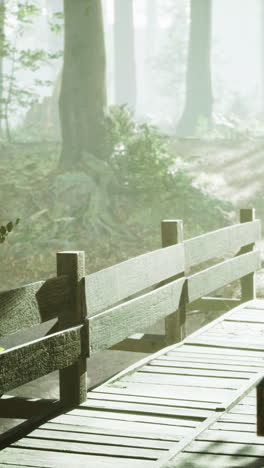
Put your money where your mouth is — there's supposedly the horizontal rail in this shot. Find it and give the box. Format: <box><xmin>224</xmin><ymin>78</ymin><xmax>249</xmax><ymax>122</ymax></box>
<box><xmin>0</xmin><ymin>276</ymin><xmax>70</xmax><ymax>337</ymax></box>
<box><xmin>187</xmin><ymin>250</ymin><xmax>260</xmax><ymax>303</ymax></box>
<box><xmin>85</xmin><ymin>243</ymin><xmax>184</xmax><ymax>316</ymax></box>
<box><xmin>88</xmin><ymin>277</ymin><xmax>185</xmax><ymax>355</ymax></box>
<box><xmin>184</xmin><ymin>220</ymin><xmax>261</xmax><ymax>269</ymax></box>
<box><xmin>0</xmin><ymin>325</ymin><xmax>83</xmax><ymax>394</ymax></box>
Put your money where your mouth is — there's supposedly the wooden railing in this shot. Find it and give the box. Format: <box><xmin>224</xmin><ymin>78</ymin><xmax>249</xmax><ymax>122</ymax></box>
<box><xmin>0</xmin><ymin>208</ymin><xmax>261</xmax><ymax>445</ymax></box>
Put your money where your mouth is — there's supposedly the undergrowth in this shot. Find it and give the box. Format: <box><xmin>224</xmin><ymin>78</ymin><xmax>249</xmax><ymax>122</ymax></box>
<box><xmin>0</xmin><ymin>107</ymin><xmax>232</xmax><ymax>290</ymax></box>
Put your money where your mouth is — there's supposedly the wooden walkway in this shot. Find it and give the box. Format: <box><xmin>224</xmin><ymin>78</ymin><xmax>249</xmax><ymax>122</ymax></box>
<box><xmin>2</xmin><ymin>298</ymin><xmax>264</xmax><ymax>467</ymax></box>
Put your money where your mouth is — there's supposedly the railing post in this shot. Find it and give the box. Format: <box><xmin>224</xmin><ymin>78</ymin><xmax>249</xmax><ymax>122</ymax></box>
<box><xmin>57</xmin><ymin>251</ymin><xmax>87</xmax><ymax>407</ymax></box>
<box><xmin>240</xmin><ymin>208</ymin><xmax>256</xmax><ymax>302</ymax></box>
<box><xmin>161</xmin><ymin>220</ymin><xmax>185</xmax><ymax>344</ymax></box>
<box><xmin>257</xmin><ymin>378</ymin><xmax>264</xmax><ymax>436</ymax></box>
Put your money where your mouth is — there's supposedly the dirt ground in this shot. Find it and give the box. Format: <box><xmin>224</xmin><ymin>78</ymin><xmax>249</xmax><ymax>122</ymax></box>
<box><xmin>2</xmin><ymin>138</ymin><xmax>264</xmax><ymax>434</ymax></box>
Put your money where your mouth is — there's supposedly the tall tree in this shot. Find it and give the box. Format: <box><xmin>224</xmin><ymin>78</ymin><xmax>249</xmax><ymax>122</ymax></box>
<box><xmin>261</xmin><ymin>0</ymin><xmax>264</xmax><ymax>115</ymax></box>
<box><xmin>59</xmin><ymin>0</ymin><xmax>107</xmax><ymax>168</ymax></box>
<box><xmin>177</xmin><ymin>0</ymin><xmax>213</xmax><ymax>136</ymax></box>
<box><xmin>114</xmin><ymin>0</ymin><xmax>136</xmax><ymax>111</ymax></box>
<box><xmin>0</xmin><ymin>0</ymin><xmax>5</xmax><ymax>134</ymax></box>
<box><xmin>145</xmin><ymin>0</ymin><xmax>158</xmax><ymax>108</ymax></box>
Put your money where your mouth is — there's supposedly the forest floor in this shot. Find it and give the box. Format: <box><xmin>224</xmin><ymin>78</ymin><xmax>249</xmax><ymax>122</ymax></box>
<box><xmin>2</xmin><ymin>137</ymin><xmax>264</xmax><ymax>435</ymax></box>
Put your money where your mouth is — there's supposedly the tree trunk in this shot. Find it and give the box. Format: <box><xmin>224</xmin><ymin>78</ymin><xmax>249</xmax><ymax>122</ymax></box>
<box><xmin>114</xmin><ymin>0</ymin><xmax>136</xmax><ymax>111</ymax></box>
<box><xmin>145</xmin><ymin>0</ymin><xmax>157</xmax><ymax>109</ymax></box>
<box><xmin>177</xmin><ymin>0</ymin><xmax>213</xmax><ymax>136</ymax></box>
<box><xmin>0</xmin><ymin>0</ymin><xmax>5</xmax><ymax>135</ymax></box>
<box><xmin>261</xmin><ymin>0</ymin><xmax>264</xmax><ymax>115</ymax></box>
<box><xmin>59</xmin><ymin>0</ymin><xmax>107</xmax><ymax>168</ymax></box>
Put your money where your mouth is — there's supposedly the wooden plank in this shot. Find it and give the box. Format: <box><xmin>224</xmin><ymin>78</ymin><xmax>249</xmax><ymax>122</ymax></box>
<box><xmin>81</xmin><ymin>398</ymin><xmax>211</xmax><ymax>419</ymax></box>
<box><xmin>142</xmin><ymin>364</ymin><xmax>253</xmax><ymax>379</ymax></box>
<box><xmin>204</xmin><ymin>331</ymin><xmax>264</xmax><ymax>342</ymax></box>
<box><xmin>226</xmin><ymin>404</ymin><xmax>256</xmax><ymax>414</ymax></box>
<box><xmin>187</xmin><ymin>337</ymin><xmax>264</xmax><ymax>351</ymax></box>
<box><xmin>90</xmin><ymin>391</ymin><xmax>219</xmax><ymax>410</ymax></box>
<box><xmin>187</xmin><ymin>250</ymin><xmax>260</xmax><ymax>303</ymax></box>
<box><xmin>162</xmin><ymin>220</ymin><xmax>185</xmax><ymax>345</ymax></box>
<box><xmin>0</xmin><ymin>325</ymin><xmax>82</xmax><ymax>394</ymax></box>
<box><xmin>198</xmin><ymin>429</ymin><xmax>263</xmax><ymax>444</ymax></box>
<box><xmin>257</xmin><ymin>378</ymin><xmax>264</xmax><ymax>435</ymax></box>
<box><xmin>68</xmin><ymin>408</ymin><xmax>199</xmax><ymax>428</ymax></box>
<box><xmin>52</xmin><ymin>414</ymin><xmax>192</xmax><ymax>439</ymax></box>
<box><xmin>178</xmin><ymin>344</ymin><xmax>264</xmax><ymax>359</ymax></box>
<box><xmin>207</xmin><ymin>320</ymin><xmax>264</xmax><ymax>335</ymax></box>
<box><xmin>57</xmin><ymin>251</ymin><xmax>87</xmax><ymax>406</ymax></box>
<box><xmin>227</xmin><ymin>309</ymin><xmax>264</xmax><ymax>323</ymax></box>
<box><xmin>184</xmin><ymin>219</ymin><xmax>261</xmax><ymax>268</ymax></box>
<box><xmin>240</xmin><ymin>208</ymin><xmax>256</xmax><ymax>301</ymax></box>
<box><xmin>110</xmin><ymin>334</ymin><xmax>167</xmax><ymax>353</ymax></box>
<box><xmin>153</xmin><ymin>357</ymin><xmax>264</xmax><ymax>372</ymax></box>
<box><xmin>166</xmin><ymin>352</ymin><xmax>264</xmax><ymax>366</ymax></box>
<box><xmin>43</xmin><ymin>421</ymin><xmax>183</xmax><ymax>442</ymax></box>
<box><xmin>122</xmin><ymin>371</ymin><xmax>245</xmax><ymax>389</ymax></box>
<box><xmin>85</xmin><ymin>243</ymin><xmax>185</xmax><ymax>316</ymax></box>
<box><xmin>186</xmin><ymin>440</ymin><xmax>264</xmax><ymax>457</ymax></box>
<box><xmin>13</xmin><ymin>437</ymin><xmax>164</xmax><ymax>460</ymax></box>
<box><xmin>212</xmin><ymin>421</ymin><xmax>255</xmax><ymax>432</ymax></box>
<box><xmin>0</xmin><ymin>275</ymin><xmax>70</xmax><ymax>337</ymax></box>
<box><xmin>0</xmin><ymin>448</ymin><xmax>154</xmax><ymax>467</ymax></box>
<box><xmin>88</xmin><ymin>277</ymin><xmax>185</xmax><ymax>354</ymax></box>
<box><xmin>156</xmin><ymin>371</ymin><xmax>264</xmax><ymax>468</ymax></box>
<box><xmin>245</xmin><ymin>299</ymin><xmax>264</xmax><ymax>309</ymax></box>
<box><xmin>29</xmin><ymin>428</ymin><xmax>173</xmax><ymax>450</ymax></box>
<box><xmin>97</xmin><ymin>381</ymin><xmax>233</xmax><ymax>403</ymax></box>
<box><xmin>220</xmin><ymin>413</ymin><xmax>256</xmax><ymax>423</ymax></box>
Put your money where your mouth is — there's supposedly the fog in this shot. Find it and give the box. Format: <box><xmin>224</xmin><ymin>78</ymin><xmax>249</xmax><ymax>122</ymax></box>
<box><xmin>1</xmin><ymin>0</ymin><xmax>264</xmax><ymax>445</ymax></box>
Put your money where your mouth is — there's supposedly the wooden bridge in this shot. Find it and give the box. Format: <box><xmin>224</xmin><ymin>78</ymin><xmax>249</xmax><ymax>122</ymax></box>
<box><xmin>1</xmin><ymin>209</ymin><xmax>264</xmax><ymax>467</ymax></box>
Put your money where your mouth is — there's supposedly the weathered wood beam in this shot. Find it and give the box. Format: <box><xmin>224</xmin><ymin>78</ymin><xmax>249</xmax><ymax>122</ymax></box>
<box><xmin>0</xmin><ymin>325</ymin><xmax>83</xmax><ymax>394</ymax></box>
<box><xmin>88</xmin><ymin>277</ymin><xmax>185</xmax><ymax>355</ymax></box>
<box><xmin>240</xmin><ymin>208</ymin><xmax>256</xmax><ymax>302</ymax></box>
<box><xmin>84</xmin><ymin>242</ymin><xmax>185</xmax><ymax>316</ymax></box>
<box><xmin>257</xmin><ymin>377</ymin><xmax>264</xmax><ymax>436</ymax></box>
<box><xmin>0</xmin><ymin>275</ymin><xmax>70</xmax><ymax>337</ymax></box>
<box><xmin>184</xmin><ymin>219</ymin><xmax>260</xmax><ymax>269</ymax></box>
<box><xmin>187</xmin><ymin>251</ymin><xmax>260</xmax><ymax>304</ymax></box>
<box><xmin>57</xmin><ymin>251</ymin><xmax>88</xmax><ymax>407</ymax></box>
<box><xmin>162</xmin><ymin>220</ymin><xmax>185</xmax><ymax>344</ymax></box>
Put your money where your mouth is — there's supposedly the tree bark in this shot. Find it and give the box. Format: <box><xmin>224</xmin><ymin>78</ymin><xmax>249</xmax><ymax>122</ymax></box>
<box><xmin>0</xmin><ymin>0</ymin><xmax>5</xmax><ymax>135</ymax></box>
<box><xmin>177</xmin><ymin>0</ymin><xmax>213</xmax><ymax>136</ymax></box>
<box><xmin>261</xmin><ymin>0</ymin><xmax>264</xmax><ymax>115</ymax></box>
<box><xmin>59</xmin><ymin>0</ymin><xmax>107</xmax><ymax>168</ymax></box>
<box><xmin>114</xmin><ymin>0</ymin><xmax>136</xmax><ymax>111</ymax></box>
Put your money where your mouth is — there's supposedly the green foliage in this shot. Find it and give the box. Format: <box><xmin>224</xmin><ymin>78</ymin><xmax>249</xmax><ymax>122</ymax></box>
<box><xmin>0</xmin><ymin>1</ymin><xmax>62</xmax><ymax>141</ymax></box>
<box><xmin>106</xmin><ymin>106</ymin><xmax>232</xmax><ymax>232</ymax></box>
<box><xmin>0</xmin><ymin>218</ymin><xmax>20</xmax><ymax>243</ymax></box>
<box><xmin>0</xmin><ymin>112</ymin><xmax>232</xmax><ymax>290</ymax></box>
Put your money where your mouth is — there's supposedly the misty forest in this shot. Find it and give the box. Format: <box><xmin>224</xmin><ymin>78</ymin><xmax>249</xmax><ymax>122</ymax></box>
<box><xmin>2</xmin><ymin>0</ymin><xmax>264</xmax><ymax>292</ymax></box>
<box><xmin>2</xmin><ymin>0</ymin><xmax>264</xmax><ymax>462</ymax></box>
<box><xmin>3</xmin><ymin>0</ymin><xmax>264</xmax><ymax>375</ymax></box>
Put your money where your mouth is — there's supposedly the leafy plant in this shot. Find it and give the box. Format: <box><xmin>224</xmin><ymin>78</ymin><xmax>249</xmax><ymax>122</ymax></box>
<box><xmin>0</xmin><ymin>1</ymin><xmax>62</xmax><ymax>140</ymax></box>
<box><xmin>0</xmin><ymin>218</ymin><xmax>20</xmax><ymax>243</ymax></box>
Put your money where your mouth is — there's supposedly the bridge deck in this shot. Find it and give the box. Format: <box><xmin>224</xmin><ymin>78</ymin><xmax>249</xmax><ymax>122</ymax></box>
<box><xmin>2</xmin><ymin>299</ymin><xmax>264</xmax><ymax>468</ymax></box>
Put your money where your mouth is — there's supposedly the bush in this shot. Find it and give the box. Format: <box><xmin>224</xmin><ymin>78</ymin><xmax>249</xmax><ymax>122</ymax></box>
<box><xmin>0</xmin><ymin>110</ymin><xmax>232</xmax><ymax>290</ymax></box>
